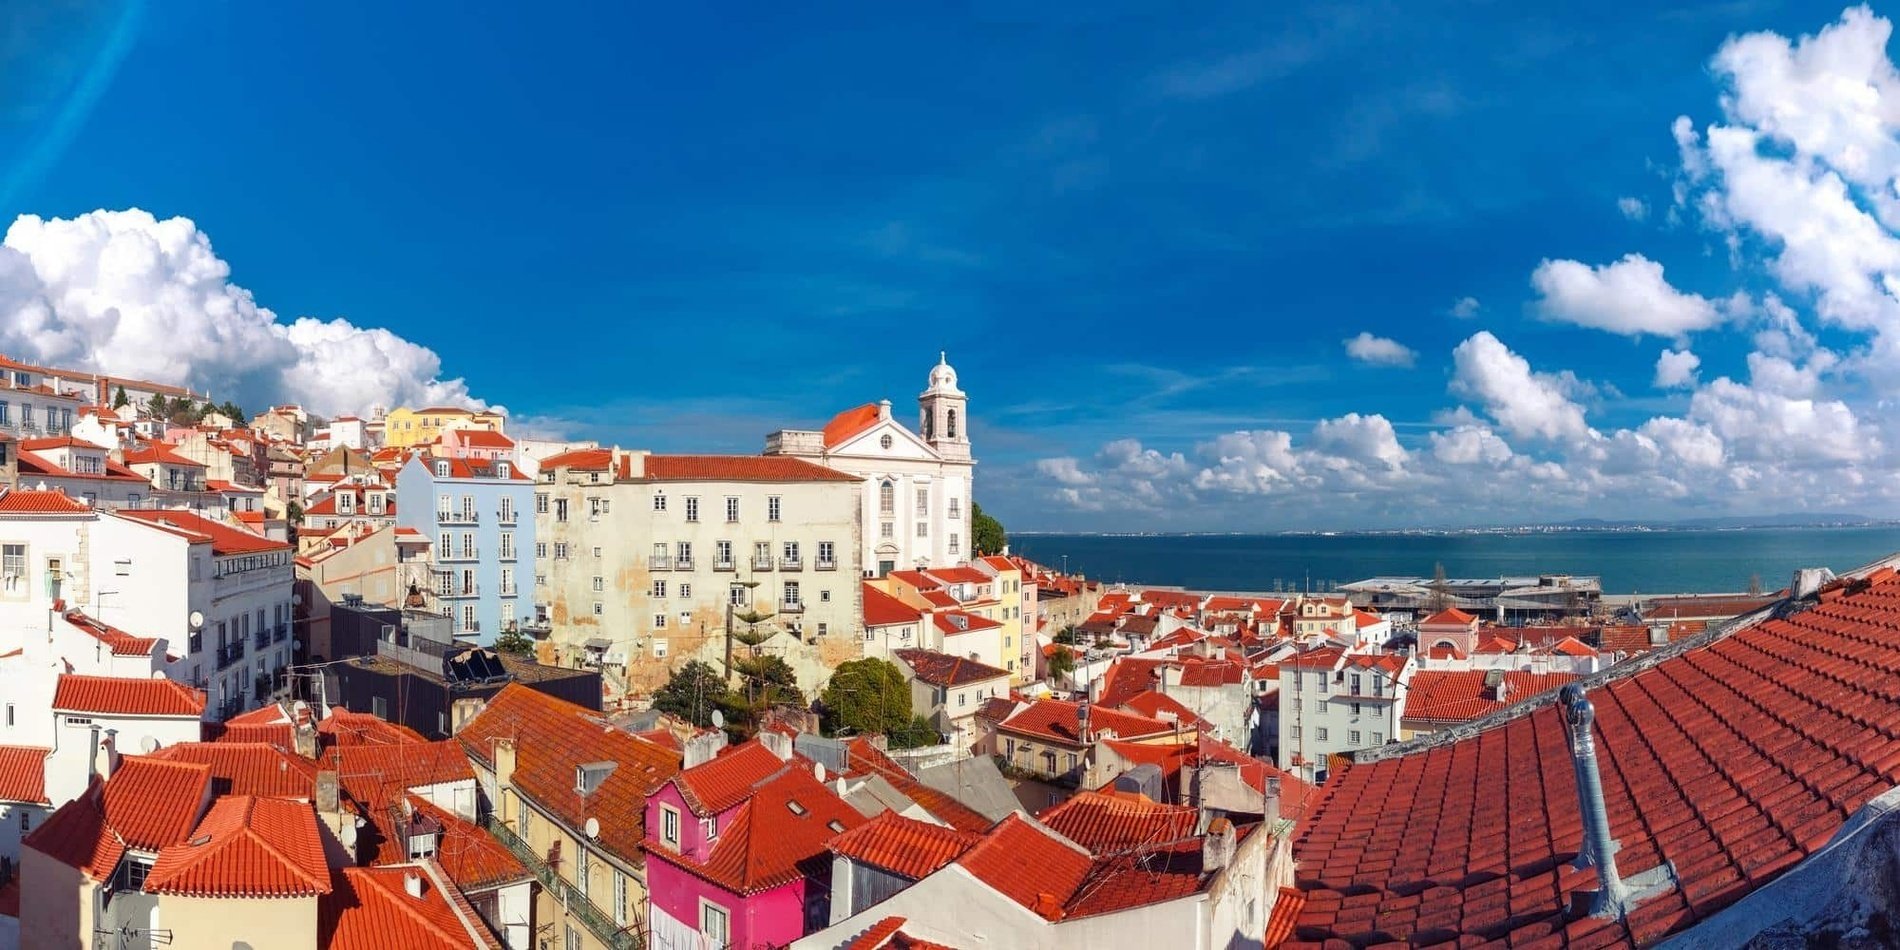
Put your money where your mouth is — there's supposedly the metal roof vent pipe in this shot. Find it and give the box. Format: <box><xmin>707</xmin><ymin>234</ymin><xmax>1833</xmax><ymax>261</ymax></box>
<box><xmin>1561</xmin><ymin>684</ymin><xmax>1628</xmax><ymax>919</ymax></box>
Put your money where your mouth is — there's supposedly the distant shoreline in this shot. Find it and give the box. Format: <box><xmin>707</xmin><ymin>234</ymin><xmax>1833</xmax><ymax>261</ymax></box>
<box><xmin>1014</xmin><ymin>521</ymin><xmax>1899</xmax><ymax>540</ymax></box>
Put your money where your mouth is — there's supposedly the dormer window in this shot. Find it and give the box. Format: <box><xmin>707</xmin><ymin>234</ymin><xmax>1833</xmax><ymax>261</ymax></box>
<box><xmin>434</xmin><ymin>461</ymin><xmax>449</xmax><ymax>478</ymax></box>
<box><xmin>575</xmin><ymin>761</ymin><xmax>616</xmax><ymax>796</ymax></box>
<box><xmin>497</xmin><ymin>461</ymin><xmax>510</xmax><ymax>478</ymax></box>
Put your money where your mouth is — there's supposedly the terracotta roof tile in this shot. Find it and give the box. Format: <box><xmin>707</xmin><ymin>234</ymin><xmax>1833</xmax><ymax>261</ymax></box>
<box><xmin>0</xmin><ymin>745</ymin><xmax>50</xmax><ymax>804</ymax></box>
<box><xmin>458</xmin><ymin>685</ymin><xmax>679</xmax><ymax>867</ymax></box>
<box><xmin>1036</xmin><ymin>790</ymin><xmax>1198</xmax><ymax>852</ymax></box>
<box><xmin>1420</xmin><ymin>607</ymin><xmax>1477</xmax><ymax>626</ymax></box>
<box><xmin>1289</xmin><ymin>567</ymin><xmax>1900</xmax><ymax>946</ymax></box>
<box><xmin>404</xmin><ymin>795</ymin><xmax>530</xmax><ymax>891</ymax></box>
<box><xmin>320</xmin><ymin>864</ymin><xmax>485</xmax><ymax>950</ymax></box>
<box><xmin>116</xmin><ymin>508</ymin><xmax>289</xmax><ymax>555</ymax></box>
<box><xmin>1400</xmin><ymin>670</ymin><xmax>1578</xmax><ymax>725</ymax></box>
<box><xmin>932</xmin><ymin>610</ymin><xmax>1002</xmax><ymax>636</ymax></box>
<box><xmin>148</xmin><ymin>743</ymin><xmax>320</xmax><ymax>799</ymax></box>
<box><xmin>894</xmin><ymin>648</ymin><xmax>1010</xmax><ymax>687</ymax></box>
<box><xmin>643</xmin><ymin>454</ymin><xmax>860</xmax><ymax>483</ymax></box>
<box><xmin>61</xmin><ymin>611</ymin><xmax>163</xmax><ymax>657</ymax></box>
<box><xmin>995</xmin><ymin>699</ymin><xmax>1174</xmax><ymax>745</ymax></box>
<box><xmin>953</xmin><ymin>814</ymin><xmax>1093</xmax><ymax>921</ymax></box>
<box><xmin>651</xmin><ymin>763</ymin><xmax>866</xmax><ymax>895</ymax></box>
<box><xmin>828</xmin><ymin>811</ymin><xmax>981</xmax><ymax>880</ymax></box>
<box><xmin>822</xmin><ymin>403</ymin><xmax>883</xmax><ymax>448</ymax></box>
<box><xmin>0</xmin><ymin>488</ymin><xmax>91</xmax><ymax>513</ymax></box>
<box><xmin>144</xmin><ymin>795</ymin><xmax>330</xmax><ymax>897</ymax></box>
<box><xmin>864</xmin><ymin>583</ymin><xmax>924</xmax><ymax>627</ymax></box>
<box><xmin>52</xmin><ymin>674</ymin><xmax>205</xmax><ymax>717</ymax></box>
<box><xmin>671</xmin><ymin>740</ymin><xmax>788</xmax><ymax>815</ymax></box>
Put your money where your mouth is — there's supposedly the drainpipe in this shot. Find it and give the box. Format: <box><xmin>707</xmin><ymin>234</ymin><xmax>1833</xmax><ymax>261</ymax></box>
<box><xmin>1560</xmin><ymin>684</ymin><xmax>1626</xmax><ymax>918</ymax></box>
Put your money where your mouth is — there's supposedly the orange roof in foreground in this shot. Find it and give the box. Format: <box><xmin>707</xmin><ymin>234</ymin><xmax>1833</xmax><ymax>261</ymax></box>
<box><xmin>320</xmin><ymin>864</ymin><xmax>483</xmax><ymax>950</ymax></box>
<box><xmin>828</xmin><ymin>811</ymin><xmax>981</xmax><ymax>880</ymax></box>
<box><xmin>0</xmin><ymin>488</ymin><xmax>91</xmax><ymax>513</ymax></box>
<box><xmin>144</xmin><ymin>795</ymin><xmax>331</xmax><ymax>898</ymax></box>
<box><xmin>1037</xmin><ymin>790</ymin><xmax>1198</xmax><ymax>852</ymax></box>
<box><xmin>0</xmin><ymin>745</ymin><xmax>50</xmax><ymax>804</ymax></box>
<box><xmin>1289</xmin><ymin>567</ymin><xmax>1900</xmax><ymax>947</ymax></box>
<box><xmin>52</xmin><ymin>674</ymin><xmax>205</xmax><ymax>716</ymax></box>
<box><xmin>656</xmin><ymin>764</ymin><xmax>868</xmax><ymax>896</ymax></box>
<box><xmin>644</xmin><ymin>454</ymin><xmax>860</xmax><ymax>483</ymax></box>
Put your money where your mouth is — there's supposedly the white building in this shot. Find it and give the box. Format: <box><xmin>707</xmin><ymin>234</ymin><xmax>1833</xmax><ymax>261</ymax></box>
<box><xmin>765</xmin><ymin>355</ymin><xmax>975</xmax><ymax>574</ymax></box>
<box><xmin>1276</xmin><ymin>646</ymin><xmax>1414</xmax><ymax>784</ymax></box>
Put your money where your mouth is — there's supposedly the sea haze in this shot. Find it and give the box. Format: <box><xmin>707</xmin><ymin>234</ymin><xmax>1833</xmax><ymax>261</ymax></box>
<box><xmin>1011</xmin><ymin>526</ymin><xmax>1900</xmax><ymax>595</ymax></box>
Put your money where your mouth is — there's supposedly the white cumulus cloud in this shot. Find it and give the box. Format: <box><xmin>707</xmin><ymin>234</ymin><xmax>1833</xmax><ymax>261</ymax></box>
<box><xmin>1531</xmin><ymin>254</ymin><xmax>1722</xmax><ymax>337</ymax></box>
<box><xmin>1343</xmin><ymin>332</ymin><xmax>1417</xmax><ymax>367</ymax></box>
<box><xmin>1450</xmin><ymin>331</ymin><xmax>1595</xmax><ymax>443</ymax></box>
<box><xmin>1617</xmin><ymin>196</ymin><xmax>1649</xmax><ymax>220</ymax></box>
<box><xmin>1655</xmin><ymin>348</ymin><xmax>1702</xmax><ymax>389</ymax></box>
<box><xmin>0</xmin><ymin>209</ymin><xmax>490</xmax><ymax>417</ymax></box>
<box><xmin>1449</xmin><ymin>296</ymin><xmax>1480</xmax><ymax>319</ymax></box>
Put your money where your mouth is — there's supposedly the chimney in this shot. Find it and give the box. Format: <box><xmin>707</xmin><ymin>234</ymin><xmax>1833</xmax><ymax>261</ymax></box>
<box><xmin>1264</xmin><ymin>775</ymin><xmax>1281</xmax><ymax>827</ymax></box>
<box><xmin>316</xmin><ymin>770</ymin><xmax>340</xmax><ymax>815</ymax></box>
<box><xmin>86</xmin><ymin>724</ymin><xmax>102</xmax><ymax>783</ymax></box>
<box><xmin>404</xmin><ymin>871</ymin><xmax>425</xmax><ymax>899</ymax></box>
<box><xmin>1560</xmin><ymin>685</ymin><xmax>1627</xmax><ymax>919</ymax></box>
<box><xmin>293</xmin><ymin>714</ymin><xmax>319</xmax><ymax>760</ymax></box>
<box><xmin>684</xmin><ymin>730</ymin><xmax>728</xmax><ymax>770</ymax></box>
<box><xmin>1202</xmin><ymin>816</ymin><xmax>1236</xmax><ymax>872</ymax></box>
<box><xmin>102</xmin><ymin>729</ymin><xmax>121</xmax><ymax>778</ymax></box>
<box><xmin>1077</xmin><ymin>700</ymin><xmax>1091</xmax><ymax>745</ymax></box>
<box><xmin>759</xmin><ymin>730</ymin><xmax>793</xmax><ymax>762</ymax></box>
<box><xmin>1793</xmin><ymin>568</ymin><xmax>1835</xmax><ymax>600</ymax></box>
<box><xmin>493</xmin><ymin>737</ymin><xmax>517</xmax><ymax>791</ymax></box>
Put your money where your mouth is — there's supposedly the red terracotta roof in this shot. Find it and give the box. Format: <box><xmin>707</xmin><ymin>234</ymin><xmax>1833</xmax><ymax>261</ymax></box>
<box><xmin>671</xmin><ymin>739</ymin><xmax>788</xmax><ymax>815</ymax></box>
<box><xmin>1289</xmin><ymin>567</ymin><xmax>1900</xmax><ymax>947</ymax></box>
<box><xmin>920</xmin><ymin>589</ymin><xmax>959</xmax><ymax>609</ymax></box>
<box><xmin>864</xmin><ymin>583</ymin><xmax>924</xmax><ymax>627</ymax></box>
<box><xmin>643</xmin><ymin>454</ymin><xmax>860</xmax><ymax>483</ymax></box>
<box><xmin>115</xmin><ymin>508</ymin><xmax>289</xmax><ymax>555</ymax></box>
<box><xmin>827</xmin><ymin>811</ymin><xmax>981</xmax><ymax>880</ymax></box>
<box><xmin>148</xmin><ymin>743</ymin><xmax>320</xmax><ymax>799</ymax></box>
<box><xmin>0</xmin><ymin>745</ymin><xmax>50</xmax><ymax>804</ymax></box>
<box><xmin>1098</xmin><ymin>737</ymin><xmax>1314</xmax><ymax>819</ymax></box>
<box><xmin>1420</xmin><ymin>607</ymin><xmax>1477</xmax><ymax>626</ymax></box>
<box><xmin>458</xmin><ymin>684</ymin><xmax>679</xmax><ymax>867</ymax></box>
<box><xmin>52</xmin><ymin>674</ymin><xmax>205</xmax><ymax>717</ymax></box>
<box><xmin>845</xmin><ymin>916</ymin><xmax>959</xmax><ymax>950</ymax></box>
<box><xmin>1037</xmin><ymin>790</ymin><xmax>1198</xmax><ymax>852</ymax></box>
<box><xmin>323</xmin><ymin>740</ymin><xmax>474</xmax><ymax>809</ymax></box>
<box><xmin>822</xmin><ymin>403</ymin><xmax>883</xmax><ymax>448</ymax></box>
<box><xmin>995</xmin><ymin>699</ymin><xmax>1174</xmax><ymax>746</ymax></box>
<box><xmin>61</xmin><ymin>611</ymin><xmax>163</xmax><ymax>657</ymax></box>
<box><xmin>321</xmin><ymin>707</ymin><xmax>429</xmax><ymax>746</ymax></box>
<box><xmin>841</xmin><ymin>738</ymin><xmax>994</xmax><ymax>833</ymax></box>
<box><xmin>1095</xmin><ymin>658</ymin><xmax>1168</xmax><ymax>708</ymax></box>
<box><xmin>894</xmin><ymin>648</ymin><xmax>1010</xmax><ymax>687</ymax></box>
<box><xmin>1265</xmin><ymin>886</ymin><xmax>1306</xmax><ymax>948</ymax></box>
<box><xmin>1638</xmin><ymin>593</ymin><xmax>1781</xmax><ymax>621</ymax></box>
<box><xmin>1117</xmin><ymin>690</ymin><xmax>1207</xmax><ymax>728</ymax></box>
<box><xmin>932</xmin><ymin>610</ymin><xmax>1003</xmax><ymax>636</ymax></box>
<box><xmin>144</xmin><ymin>795</ymin><xmax>330</xmax><ymax>897</ymax></box>
<box><xmin>404</xmin><ymin>794</ymin><xmax>530</xmax><ymax>891</ymax></box>
<box><xmin>453</xmin><ymin>429</ymin><xmax>515</xmax><ymax>449</ymax></box>
<box><xmin>538</xmin><ymin>448</ymin><xmax>614</xmax><ymax>470</ymax></box>
<box><xmin>0</xmin><ymin>488</ymin><xmax>91</xmax><ymax>513</ymax></box>
<box><xmin>1400</xmin><ymin>669</ymin><xmax>1579</xmax><ymax>725</ymax></box>
<box><xmin>888</xmin><ymin>569</ymin><xmax>939</xmax><ymax>591</ymax></box>
<box><xmin>652</xmin><ymin>763</ymin><xmax>867</xmax><ymax>895</ymax></box>
<box><xmin>954</xmin><ymin>814</ymin><xmax>1094</xmax><ymax>921</ymax></box>
<box><xmin>320</xmin><ymin>864</ymin><xmax>484</xmax><ymax>950</ymax></box>
<box><xmin>928</xmin><ymin>566</ymin><xmax>991</xmax><ymax>586</ymax></box>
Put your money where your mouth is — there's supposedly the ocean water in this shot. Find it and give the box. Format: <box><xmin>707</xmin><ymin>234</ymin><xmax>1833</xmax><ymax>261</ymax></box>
<box><xmin>1011</xmin><ymin>527</ymin><xmax>1900</xmax><ymax>595</ymax></box>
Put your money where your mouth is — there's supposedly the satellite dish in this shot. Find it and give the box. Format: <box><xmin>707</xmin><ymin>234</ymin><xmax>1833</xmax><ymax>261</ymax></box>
<box><xmin>814</xmin><ymin>762</ymin><xmax>827</xmax><ymax>784</ymax></box>
<box><xmin>584</xmin><ymin>817</ymin><xmax>600</xmax><ymax>840</ymax></box>
<box><xmin>139</xmin><ymin>736</ymin><xmax>159</xmax><ymax>753</ymax></box>
<box><xmin>188</xmin><ymin>610</ymin><xmax>205</xmax><ymax>631</ymax></box>
<box><xmin>711</xmin><ymin>710</ymin><xmax>726</xmax><ymax>729</ymax></box>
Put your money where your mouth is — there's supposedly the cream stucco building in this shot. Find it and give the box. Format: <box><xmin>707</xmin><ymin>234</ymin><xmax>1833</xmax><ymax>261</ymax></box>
<box><xmin>765</xmin><ymin>354</ymin><xmax>975</xmax><ymax>575</ymax></box>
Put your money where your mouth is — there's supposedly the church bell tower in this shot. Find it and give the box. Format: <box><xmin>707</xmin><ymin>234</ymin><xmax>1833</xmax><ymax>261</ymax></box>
<box><xmin>919</xmin><ymin>352</ymin><xmax>970</xmax><ymax>462</ymax></box>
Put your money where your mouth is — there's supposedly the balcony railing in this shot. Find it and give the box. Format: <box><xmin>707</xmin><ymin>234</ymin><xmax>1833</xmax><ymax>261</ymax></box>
<box><xmin>216</xmin><ymin>643</ymin><xmax>245</xmax><ymax>669</ymax></box>
<box><xmin>437</xmin><ymin>510</ymin><xmax>478</xmax><ymax>525</ymax></box>
<box><xmin>438</xmin><ymin>550</ymin><xmax>480</xmax><ymax>563</ymax></box>
<box><xmin>815</xmin><ymin>558</ymin><xmax>837</xmax><ymax>572</ymax></box>
<box><xmin>673</xmin><ymin>557</ymin><xmax>693</xmax><ymax>571</ymax></box>
<box><xmin>780</xmin><ymin>600</ymin><xmax>805</xmax><ymax>614</ymax></box>
<box><xmin>647</xmin><ymin>555</ymin><xmax>671</xmax><ymax>571</ymax></box>
<box><xmin>499</xmin><ymin>584</ymin><xmax>517</xmax><ymax>597</ymax></box>
<box><xmin>253</xmin><ymin>630</ymin><xmax>270</xmax><ymax>650</ymax></box>
<box><xmin>274</xmin><ymin>624</ymin><xmax>288</xmax><ymax>644</ymax></box>
<box><xmin>482</xmin><ymin>816</ymin><xmax>641</xmax><ymax>950</ymax></box>
<box><xmin>779</xmin><ymin>557</ymin><xmax>803</xmax><ymax>572</ymax></box>
<box><xmin>713</xmin><ymin>559</ymin><xmax>735</xmax><ymax>572</ymax></box>
<box><xmin>751</xmin><ymin>556</ymin><xmax>774</xmax><ymax>572</ymax></box>
<box><xmin>441</xmin><ymin>585</ymin><xmax>481</xmax><ymax>599</ymax></box>
<box><xmin>498</xmin><ymin>511</ymin><xmax>517</xmax><ymax>525</ymax></box>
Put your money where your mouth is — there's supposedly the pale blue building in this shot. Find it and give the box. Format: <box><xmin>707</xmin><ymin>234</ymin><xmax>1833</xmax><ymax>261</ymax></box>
<box><xmin>395</xmin><ymin>453</ymin><xmax>534</xmax><ymax>645</ymax></box>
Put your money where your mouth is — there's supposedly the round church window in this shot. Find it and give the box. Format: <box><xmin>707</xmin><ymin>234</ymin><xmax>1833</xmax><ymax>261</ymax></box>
<box><xmin>880</xmin><ymin>434</ymin><xmax>894</xmax><ymax>449</ymax></box>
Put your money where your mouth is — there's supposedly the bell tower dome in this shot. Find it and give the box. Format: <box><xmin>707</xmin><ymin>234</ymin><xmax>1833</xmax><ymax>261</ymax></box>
<box><xmin>919</xmin><ymin>352</ymin><xmax>970</xmax><ymax>461</ymax></box>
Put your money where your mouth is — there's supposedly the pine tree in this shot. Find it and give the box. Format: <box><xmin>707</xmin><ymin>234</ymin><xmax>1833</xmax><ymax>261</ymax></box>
<box><xmin>112</xmin><ymin>386</ymin><xmax>129</xmax><ymax>409</ymax></box>
<box><xmin>147</xmin><ymin>394</ymin><xmax>169</xmax><ymax>420</ymax></box>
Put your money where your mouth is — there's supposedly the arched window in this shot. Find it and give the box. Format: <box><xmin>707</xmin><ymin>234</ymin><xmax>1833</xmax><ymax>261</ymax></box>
<box><xmin>879</xmin><ymin>480</ymin><xmax>895</xmax><ymax>515</ymax></box>
<box><xmin>922</xmin><ymin>411</ymin><xmax>933</xmax><ymax>440</ymax></box>
<box><xmin>946</xmin><ymin>409</ymin><xmax>958</xmax><ymax>439</ymax></box>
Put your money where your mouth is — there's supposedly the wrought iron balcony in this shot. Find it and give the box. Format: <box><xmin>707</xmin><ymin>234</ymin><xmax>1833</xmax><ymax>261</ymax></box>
<box><xmin>779</xmin><ymin>556</ymin><xmax>803</xmax><ymax>572</ymax></box>
<box><xmin>482</xmin><ymin>816</ymin><xmax>641</xmax><ymax>950</ymax></box>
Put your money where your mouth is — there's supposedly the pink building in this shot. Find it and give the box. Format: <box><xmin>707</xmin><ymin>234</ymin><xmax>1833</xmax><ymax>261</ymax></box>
<box><xmin>437</xmin><ymin>427</ymin><xmax>516</xmax><ymax>462</ymax></box>
<box><xmin>643</xmin><ymin>735</ymin><xmax>865</xmax><ymax>949</ymax></box>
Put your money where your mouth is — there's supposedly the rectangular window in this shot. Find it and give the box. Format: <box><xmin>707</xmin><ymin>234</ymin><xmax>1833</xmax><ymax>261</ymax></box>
<box><xmin>652</xmin><ymin>493</ymin><xmax>667</xmax><ymax>511</ymax></box>
<box><xmin>916</xmin><ymin>486</ymin><xmax>929</xmax><ymax>517</ymax></box>
<box><xmin>881</xmin><ymin>522</ymin><xmax>894</xmax><ymax>539</ymax></box>
<box><xmin>679</xmin><ymin>583</ymin><xmax>692</xmax><ymax>599</ymax></box>
<box><xmin>783</xmin><ymin>581</ymin><xmax>800</xmax><ymax>607</ymax></box>
<box><xmin>566</xmin><ymin>925</ymin><xmax>581</xmax><ymax>950</ymax></box>
<box><xmin>1350</xmin><ymin>730</ymin><xmax>1362</xmax><ymax>745</ymax></box>
<box><xmin>701</xmin><ymin>903</ymin><xmax>729</xmax><ymax>946</ymax></box>
<box><xmin>1352</xmin><ymin>702</ymin><xmax>1363</xmax><ymax>716</ymax></box>
<box><xmin>461</xmin><ymin>495</ymin><xmax>475</xmax><ymax>520</ymax></box>
<box><xmin>373</xmin><ymin>696</ymin><xmax>388</xmax><ymax>718</ymax></box>
<box><xmin>767</xmin><ymin>496</ymin><xmax>781</xmax><ymax>522</ymax></box>
<box><xmin>661</xmin><ymin>806</ymin><xmax>680</xmax><ymax>847</ymax></box>
<box><xmin>949</xmin><ymin>533</ymin><xmax>959</xmax><ymax>555</ymax></box>
<box><xmin>594</xmin><ymin>576</ymin><xmax>605</xmax><ymax>592</ymax></box>
<box><xmin>729</xmin><ymin>585</ymin><xmax>746</xmax><ymax>607</ymax></box>
<box><xmin>652</xmin><ymin>579</ymin><xmax>667</xmax><ymax>598</ymax></box>
<box><xmin>499</xmin><ymin>496</ymin><xmax>515</xmax><ymax>522</ymax></box>
<box><xmin>1290</xmin><ymin>726</ymin><xmax>1302</xmax><ymax>739</ymax></box>
<box><xmin>554</xmin><ymin>542</ymin><xmax>569</xmax><ymax>559</ymax></box>
<box><xmin>677</xmin><ymin>541</ymin><xmax>692</xmax><ymax>566</ymax></box>
<box><xmin>716</xmin><ymin>540</ymin><xmax>732</xmax><ymax>566</ymax></box>
<box><xmin>0</xmin><ymin>544</ymin><xmax>23</xmax><ymax>593</ymax></box>
<box><xmin>500</xmin><ymin>567</ymin><xmax>514</xmax><ymax>595</ymax></box>
<box><xmin>782</xmin><ymin>541</ymin><xmax>799</xmax><ymax>562</ymax></box>
<box><xmin>555</xmin><ymin>498</ymin><xmax>568</xmax><ymax>522</ymax></box>
<box><xmin>536</xmin><ymin>542</ymin><xmax>548</xmax><ymax>559</ymax></box>
<box><xmin>725</xmin><ymin>496</ymin><xmax>739</xmax><ymax>522</ymax></box>
<box><xmin>1350</xmin><ymin>673</ymin><xmax>1362</xmax><ymax>694</ymax></box>
<box><xmin>916</xmin><ymin>521</ymin><xmax>928</xmax><ymax>537</ymax></box>
<box><xmin>614</xmin><ymin>871</ymin><xmax>628</xmax><ymax>926</ymax></box>
<box><xmin>653</xmin><ymin>613</ymin><xmax>667</xmax><ymax>629</ymax></box>
<box><xmin>1372</xmin><ymin>731</ymin><xmax>1384</xmax><ymax>744</ymax></box>
<box><xmin>577</xmin><ymin>849</ymin><xmax>590</xmax><ymax>900</ymax></box>
<box><xmin>949</xmin><ymin>498</ymin><xmax>960</xmax><ymax>519</ymax></box>
<box><xmin>535</xmin><ymin>493</ymin><xmax>549</xmax><ymax>513</ymax></box>
<box><xmin>685</xmin><ymin>496</ymin><xmax>699</xmax><ymax>522</ymax></box>
<box><xmin>1317</xmin><ymin>728</ymin><xmax>1329</xmax><ymax>742</ymax></box>
<box><xmin>593</xmin><ymin>601</ymin><xmax>603</xmax><ymax>616</ymax></box>
<box><xmin>817</xmin><ymin>541</ymin><xmax>834</xmax><ymax>566</ymax></box>
<box><xmin>499</xmin><ymin>531</ymin><xmax>515</xmax><ymax>560</ymax></box>
<box><xmin>654</xmin><ymin>638</ymin><xmax>668</xmax><ymax>658</ymax></box>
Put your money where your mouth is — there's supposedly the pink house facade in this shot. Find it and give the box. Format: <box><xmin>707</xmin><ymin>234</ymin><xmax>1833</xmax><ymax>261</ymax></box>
<box><xmin>643</xmin><ymin>737</ymin><xmax>864</xmax><ymax>950</ymax></box>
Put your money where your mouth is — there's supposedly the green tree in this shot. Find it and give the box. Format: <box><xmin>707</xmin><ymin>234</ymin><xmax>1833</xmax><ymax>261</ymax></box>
<box><xmin>1046</xmin><ymin>645</ymin><xmax>1076</xmax><ymax>683</ymax></box>
<box><xmin>147</xmin><ymin>393</ymin><xmax>169</xmax><ymax>420</ymax></box>
<box><xmin>820</xmin><ymin>658</ymin><xmax>930</xmax><ymax>745</ymax></box>
<box><xmin>220</xmin><ymin>400</ymin><xmax>245</xmax><ymax>422</ymax></box>
<box><xmin>285</xmin><ymin>500</ymin><xmax>304</xmax><ymax>524</ymax></box>
<box><xmin>112</xmin><ymin>386</ymin><xmax>130</xmax><ymax>409</ymax></box>
<box><xmin>971</xmin><ymin>502</ymin><xmax>1007</xmax><ymax>555</ymax></box>
<box><xmin>493</xmin><ymin>628</ymin><xmax>534</xmax><ymax>656</ymax></box>
<box><xmin>721</xmin><ymin>655</ymin><xmax>806</xmax><ymax>740</ymax></box>
<box><xmin>1053</xmin><ymin>624</ymin><xmax>1080</xmax><ymax>645</ymax></box>
<box><xmin>652</xmin><ymin>660</ymin><xmax>730</xmax><ymax>728</ymax></box>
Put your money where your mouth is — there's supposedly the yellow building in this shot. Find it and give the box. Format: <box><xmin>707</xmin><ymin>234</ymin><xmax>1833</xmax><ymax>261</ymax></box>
<box><xmin>382</xmin><ymin>406</ymin><xmax>507</xmax><ymax>449</ymax></box>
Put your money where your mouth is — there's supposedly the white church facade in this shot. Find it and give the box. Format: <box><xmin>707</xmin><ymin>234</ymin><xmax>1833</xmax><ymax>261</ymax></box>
<box><xmin>765</xmin><ymin>354</ymin><xmax>975</xmax><ymax>575</ymax></box>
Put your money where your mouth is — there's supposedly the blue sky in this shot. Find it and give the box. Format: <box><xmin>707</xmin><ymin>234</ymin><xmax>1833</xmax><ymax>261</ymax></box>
<box><xmin>4</xmin><ymin>2</ymin><xmax>1899</xmax><ymax>531</ymax></box>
